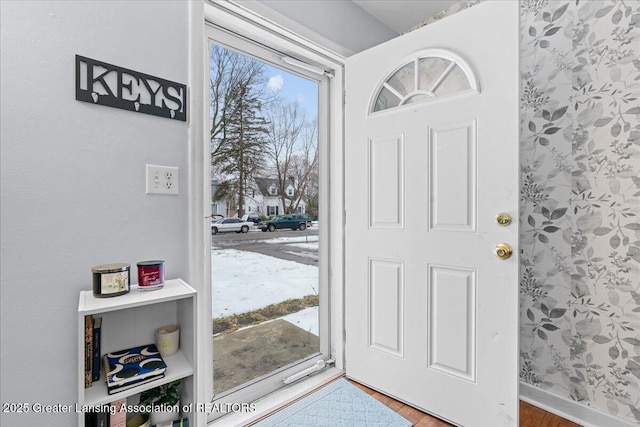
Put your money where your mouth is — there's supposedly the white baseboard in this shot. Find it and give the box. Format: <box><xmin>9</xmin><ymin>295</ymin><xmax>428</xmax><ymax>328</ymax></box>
<box><xmin>520</xmin><ymin>382</ymin><xmax>637</xmax><ymax>427</ymax></box>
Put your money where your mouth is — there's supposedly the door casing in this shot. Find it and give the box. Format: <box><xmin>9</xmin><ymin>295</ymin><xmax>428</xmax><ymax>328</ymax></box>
<box><xmin>192</xmin><ymin>2</ymin><xmax>521</xmax><ymax>426</ymax></box>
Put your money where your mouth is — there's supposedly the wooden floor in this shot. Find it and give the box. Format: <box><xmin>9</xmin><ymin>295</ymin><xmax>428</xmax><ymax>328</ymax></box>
<box><xmin>348</xmin><ymin>380</ymin><xmax>582</xmax><ymax>427</ymax></box>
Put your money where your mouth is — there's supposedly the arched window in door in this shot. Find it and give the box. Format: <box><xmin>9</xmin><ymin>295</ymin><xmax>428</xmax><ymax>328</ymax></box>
<box><xmin>371</xmin><ymin>49</ymin><xmax>479</xmax><ymax>113</ymax></box>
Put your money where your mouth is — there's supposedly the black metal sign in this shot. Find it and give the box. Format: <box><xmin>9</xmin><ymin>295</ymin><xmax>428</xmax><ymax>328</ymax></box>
<box><xmin>75</xmin><ymin>55</ymin><xmax>187</xmax><ymax>121</ymax></box>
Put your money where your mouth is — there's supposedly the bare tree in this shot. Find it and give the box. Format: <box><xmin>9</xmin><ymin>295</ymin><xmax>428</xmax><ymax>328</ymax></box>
<box><xmin>289</xmin><ymin>118</ymin><xmax>319</xmax><ymax>216</ymax></box>
<box><xmin>264</xmin><ymin>100</ymin><xmax>307</xmax><ymax>214</ymax></box>
<box><xmin>210</xmin><ymin>45</ymin><xmax>269</xmax><ymax>216</ymax></box>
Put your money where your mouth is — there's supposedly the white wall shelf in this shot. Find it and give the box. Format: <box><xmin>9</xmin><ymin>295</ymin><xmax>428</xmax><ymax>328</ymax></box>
<box><xmin>77</xmin><ymin>278</ymin><xmax>197</xmax><ymax>426</ymax></box>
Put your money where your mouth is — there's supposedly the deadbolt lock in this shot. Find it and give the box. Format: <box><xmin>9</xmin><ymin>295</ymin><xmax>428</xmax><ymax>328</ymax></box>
<box><xmin>496</xmin><ymin>213</ymin><xmax>512</xmax><ymax>226</ymax></box>
<box><xmin>495</xmin><ymin>243</ymin><xmax>513</xmax><ymax>260</ymax></box>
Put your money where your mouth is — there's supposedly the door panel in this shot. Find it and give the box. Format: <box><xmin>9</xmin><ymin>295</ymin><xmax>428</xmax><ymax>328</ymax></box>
<box><xmin>369</xmin><ymin>135</ymin><xmax>404</xmax><ymax>229</ymax></box>
<box><xmin>428</xmin><ymin>264</ymin><xmax>476</xmax><ymax>381</ymax></box>
<box><xmin>428</xmin><ymin>120</ymin><xmax>476</xmax><ymax>232</ymax></box>
<box><xmin>369</xmin><ymin>258</ymin><xmax>405</xmax><ymax>357</ymax></box>
<box><xmin>345</xmin><ymin>2</ymin><xmax>519</xmax><ymax>426</ymax></box>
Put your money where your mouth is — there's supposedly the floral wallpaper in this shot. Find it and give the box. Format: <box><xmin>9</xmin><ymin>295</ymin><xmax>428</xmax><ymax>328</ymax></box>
<box><xmin>413</xmin><ymin>0</ymin><xmax>640</xmax><ymax>423</ymax></box>
<box><xmin>407</xmin><ymin>1</ymin><xmax>484</xmax><ymax>33</ymax></box>
<box><xmin>520</xmin><ymin>0</ymin><xmax>640</xmax><ymax>423</ymax></box>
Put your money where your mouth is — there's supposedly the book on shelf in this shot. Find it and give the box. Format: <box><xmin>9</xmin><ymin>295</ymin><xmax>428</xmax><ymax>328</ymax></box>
<box><xmin>92</xmin><ymin>317</ymin><xmax>102</xmax><ymax>382</ymax></box>
<box><xmin>109</xmin><ymin>398</ymin><xmax>126</xmax><ymax>427</ymax></box>
<box><xmin>102</xmin><ymin>344</ymin><xmax>167</xmax><ymax>394</ymax></box>
<box><xmin>105</xmin><ymin>373</ymin><xmax>165</xmax><ymax>395</ymax></box>
<box><xmin>96</xmin><ymin>410</ymin><xmax>108</xmax><ymax>427</ymax></box>
<box><xmin>84</xmin><ymin>315</ymin><xmax>93</xmax><ymax>388</ymax></box>
<box><xmin>152</xmin><ymin>417</ymin><xmax>189</xmax><ymax>427</ymax></box>
<box><xmin>85</xmin><ymin>410</ymin><xmax>109</xmax><ymax>427</ymax></box>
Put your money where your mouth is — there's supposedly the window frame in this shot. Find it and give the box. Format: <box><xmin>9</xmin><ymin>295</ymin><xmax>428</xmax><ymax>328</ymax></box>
<box><xmin>199</xmin><ymin>3</ymin><xmax>346</xmax><ymax>423</ymax></box>
<box><xmin>205</xmin><ymin>29</ymin><xmax>328</xmax><ymax>413</ymax></box>
<box><xmin>369</xmin><ymin>48</ymin><xmax>480</xmax><ymax>115</ymax></box>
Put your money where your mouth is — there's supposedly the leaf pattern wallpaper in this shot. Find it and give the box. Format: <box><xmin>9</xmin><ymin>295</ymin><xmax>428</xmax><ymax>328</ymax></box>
<box><xmin>416</xmin><ymin>0</ymin><xmax>640</xmax><ymax>424</ymax></box>
<box><xmin>407</xmin><ymin>1</ymin><xmax>484</xmax><ymax>32</ymax></box>
<box><xmin>520</xmin><ymin>0</ymin><xmax>640</xmax><ymax>423</ymax></box>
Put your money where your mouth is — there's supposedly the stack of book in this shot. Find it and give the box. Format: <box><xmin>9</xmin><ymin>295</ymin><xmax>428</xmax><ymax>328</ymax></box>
<box><xmin>102</xmin><ymin>344</ymin><xmax>167</xmax><ymax>395</ymax></box>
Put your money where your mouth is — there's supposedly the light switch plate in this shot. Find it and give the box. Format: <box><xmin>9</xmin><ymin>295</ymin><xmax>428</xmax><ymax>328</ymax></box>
<box><xmin>145</xmin><ymin>164</ymin><xmax>179</xmax><ymax>195</ymax></box>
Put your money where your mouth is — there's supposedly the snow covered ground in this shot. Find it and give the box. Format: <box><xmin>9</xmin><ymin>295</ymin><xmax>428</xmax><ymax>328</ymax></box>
<box><xmin>281</xmin><ymin>306</ymin><xmax>318</xmax><ymax>336</ymax></box>
<box><xmin>212</xmin><ymin>248</ymin><xmax>318</xmax><ymax>318</ymax></box>
<box><xmin>238</xmin><ymin>306</ymin><xmax>319</xmax><ymax>337</ymax></box>
<box><xmin>287</xmin><ymin>242</ymin><xmax>318</xmax><ymax>250</ymax></box>
<box><xmin>264</xmin><ymin>236</ymin><xmax>319</xmax><ymax>261</ymax></box>
<box><xmin>282</xmin><ymin>250</ymin><xmax>317</xmax><ymax>261</ymax></box>
<box><xmin>263</xmin><ymin>236</ymin><xmax>318</xmax><ymax>244</ymax></box>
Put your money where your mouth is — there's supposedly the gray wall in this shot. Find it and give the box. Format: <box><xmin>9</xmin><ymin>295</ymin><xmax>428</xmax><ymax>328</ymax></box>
<box><xmin>0</xmin><ymin>1</ymin><xmax>189</xmax><ymax>425</ymax></box>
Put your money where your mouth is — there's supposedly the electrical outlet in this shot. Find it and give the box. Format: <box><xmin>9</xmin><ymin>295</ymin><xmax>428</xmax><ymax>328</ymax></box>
<box><xmin>145</xmin><ymin>164</ymin><xmax>179</xmax><ymax>195</ymax></box>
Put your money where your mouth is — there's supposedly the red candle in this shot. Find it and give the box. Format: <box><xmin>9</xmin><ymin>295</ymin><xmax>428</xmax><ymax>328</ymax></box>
<box><xmin>137</xmin><ymin>260</ymin><xmax>165</xmax><ymax>290</ymax></box>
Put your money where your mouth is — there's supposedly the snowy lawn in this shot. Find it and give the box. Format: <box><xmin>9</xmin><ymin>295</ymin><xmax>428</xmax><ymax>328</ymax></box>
<box><xmin>281</xmin><ymin>307</ymin><xmax>318</xmax><ymax>336</ymax></box>
<box><xmin>212</xmin><ymin>249</ymin><xmax>318</xmax><ymax>318</ymax></box>
<box><xmin>237</xmin><ymin>307</ymin><xmax>319</xmax><ymax>337</ymax></box>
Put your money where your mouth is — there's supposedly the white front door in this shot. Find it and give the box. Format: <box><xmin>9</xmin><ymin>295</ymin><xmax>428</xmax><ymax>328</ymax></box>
<box><xmin>345</xmin><ymin>2</ymin><xmax>520</xmax><ymax>426</ymax></box>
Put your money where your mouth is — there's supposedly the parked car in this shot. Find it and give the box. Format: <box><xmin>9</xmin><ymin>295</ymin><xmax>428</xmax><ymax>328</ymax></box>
<box><xmin>211</xmin><ymin>217</ymin><xmax>253</xmax><ymax>235</ymax></box>
<box><xmin>241</xmin><ymin>213</ymin><xmax>263</xmax><ymax>224</ymax></box>
<box><xmin>295</xmin><ymin>213</ymin><xmax>312</xmax><ymax>227</ymax></box>
<box><xmin>260</xmin><ymin>214</ymin><xmax>310</xmax><ymax>232</ymax></box>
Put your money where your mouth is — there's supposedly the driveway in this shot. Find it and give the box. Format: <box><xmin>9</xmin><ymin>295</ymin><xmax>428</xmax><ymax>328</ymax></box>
<box><xmin>212</xmin><ymin>227</ymin><xmax>319</xmax><ymax>266</ymax></box>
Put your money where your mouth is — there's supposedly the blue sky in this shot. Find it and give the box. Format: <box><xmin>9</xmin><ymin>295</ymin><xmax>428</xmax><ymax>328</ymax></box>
<box><xmin>263</xmin><ymin>63</ymin><xmax>318</xmax><ymax>118</ymax></box>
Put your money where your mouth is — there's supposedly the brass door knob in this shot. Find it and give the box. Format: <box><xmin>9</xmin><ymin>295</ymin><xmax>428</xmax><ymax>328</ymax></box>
<box><xmin>496</xmin><ymin>213</ymin><xmax>511</xmax><ymax>226</ymax></box>
<box><xmin>495</xmin><ymin>243</ymin><xmax>512</xmax><ymax>260</ymax></box>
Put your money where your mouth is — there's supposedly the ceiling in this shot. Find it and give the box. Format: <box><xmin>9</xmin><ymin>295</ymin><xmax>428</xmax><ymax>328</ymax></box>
<box><xmin>242</xmin><ymin>0</ymin><xmax>462</xmax><ymax>56</ymax></box>
<box><xmin>352</xmin><ymin>0</ymin><xmax>460</xmax><ymax>34</ymax></box>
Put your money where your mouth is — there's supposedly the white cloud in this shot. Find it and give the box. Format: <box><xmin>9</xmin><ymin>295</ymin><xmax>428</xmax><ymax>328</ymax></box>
<box><xmin>296</xmin><ymin>94</ymin><xmax>305</xmax><ymax>104</ymax></box>
<box><xmin>267</xmin><ymin>75</ymin><xmax>284</xmax><ymax>92</ymax></box>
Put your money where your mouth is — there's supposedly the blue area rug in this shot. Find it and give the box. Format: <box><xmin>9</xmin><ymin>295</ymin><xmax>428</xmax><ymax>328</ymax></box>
<box><xmin>254</xmin><ymin>378</ymin><xmax>412</xmax><ymax>427</ymax></box>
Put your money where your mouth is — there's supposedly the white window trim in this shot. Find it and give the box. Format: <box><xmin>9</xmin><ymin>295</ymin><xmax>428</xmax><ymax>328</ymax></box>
<box><xmin>369</xmin><ymin>48</ymin><xmax>480</xmax><ymax>116</ymax></box>
<box><xmin>186</xmin><ymin>3</ymin><xmax>211</xmax><ymax>427</ymax></box>
<box><xmin>190</xmin><ymin>2</ymin><xmax>346</xmax><ymax>425</ymax></box>
<box><xmin>209</xmin><ymin>26</ymin><xmax>334</xmax><ymax>406</ymax></box>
